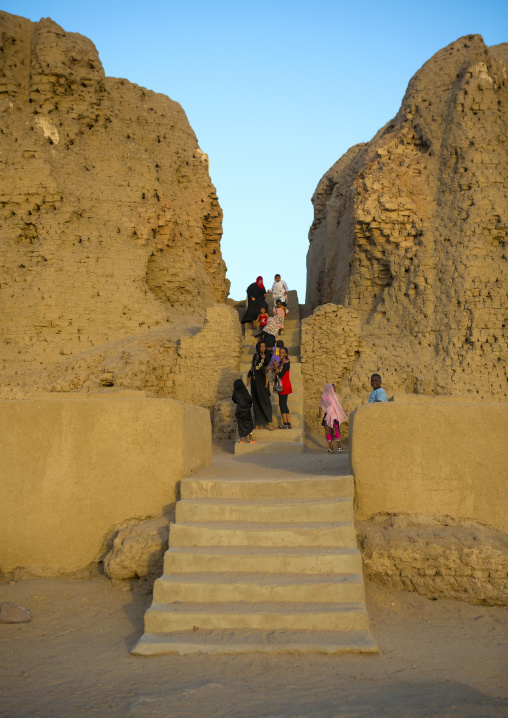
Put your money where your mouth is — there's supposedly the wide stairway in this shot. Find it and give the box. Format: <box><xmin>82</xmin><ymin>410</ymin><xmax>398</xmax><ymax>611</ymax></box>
<box><xmin>132</xmin><ymin>290</ymin><xmax>377</xmax><ymax>655</ymax></box>
<box><xmin>235</xmin><ymin>289</ymin><xmax>304</xmax><ymax>455</ymax></box>
<box><xmin>132</xmin><ymin>469</ymin><xmax>378</xmax><ymax>655</ymax></box>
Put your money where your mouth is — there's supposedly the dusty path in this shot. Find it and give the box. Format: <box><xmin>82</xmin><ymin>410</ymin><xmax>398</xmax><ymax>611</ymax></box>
<box><xmin>1</xmin><ymin>577</ymin><xmax>507</xmax><ymax>717</ymax></box>
<box><xmin>1</xmin><ymin>449</ymin><xmax>507</xmax><ymax>716</ymax></box>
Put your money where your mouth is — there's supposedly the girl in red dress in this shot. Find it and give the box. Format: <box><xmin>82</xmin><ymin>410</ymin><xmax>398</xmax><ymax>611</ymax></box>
<box><xmin>275</xmin><ymin>347</ymin><xmax>292</xmax><ymax>428</ymax></box>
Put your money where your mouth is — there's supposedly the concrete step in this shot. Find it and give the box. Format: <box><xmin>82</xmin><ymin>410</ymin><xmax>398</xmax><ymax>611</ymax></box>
<box><xmin>180</xmin><ymin>476</ymin><xmax>354</xmax><ymax>500</ymax></box>
<box><xmin>242</xmin><ymin>332</ymin><xmax>300</xmax><ymax>343</ymax></box>
<box><xmin>240</xmin><ymin>383</ymin><xmax>304</xmax><ymax>400</ymax></box>
<box><xmin>243</xmin><ymin>322</ymin><xmax>300</xmax><ymax>335</ymax></box>
<box><xmin>247</xmin><ymin>418</ymin><xmax>304</xmax><ymax>434</ymax></box>
<box><xmin>242</xmin><ymin>345</ymin><xmax>300</xmax><ymax>358</ymax></box>
<box><xmin>153</xmin><ymin>572</ymin><xmax>365</xmax><ymax>604</ymax></box>
<box><xmin>242</xmin><ymin>334</ymin><xmax>300</xmax><ymax>348</ymax></box>
<box><xmin>242</xmin><ymin>326</ymin><xmax>299</xmax><ymax>338</ymax></box>
<box><xmin>248</xmin><ymin>427</ymin><xmax>303</xmax><ymax>443</ymax></box>
<box><xmin>163</xmin><ymin>545</ymin><xmax>362</xmax><ymax>574</ymax></box>
<box><xmin>132</xmin><ymin>629</ymin><xmax>378</xmax><ymax>656</ymax></box>
<box><xmin>170</xmin><ymin>520</ymin><xmax>356</xmax><ymax>547</ymax></box>
<box><xmin>234</xmin><ymin>440</ymin><xmax>304</xmax><ymax>455</ymax></box>
<box><xmin>268</xmin><ymin>413</ymin><xmax>304</xmax><ymax>429</ymax></box>
<box><xmin>175</xmin><ymin>497</ymin><xmax>353</xmax><ymax>523</ymax></box>
<box><xmin>245</xmin><ymin>314</ymin><xmax>299</xmax><ymax>326</ymax></box>
<box><xmin>144</xmin><ymin>601</ymin><xmax>370</xmax><ymax>632</ymax></box>
<box><xmin>239</xmin><ymin>362</ymin><xmax>302</xmax><ymax>374</ymax></box>
<box><xmin>239</xmin><ymin>366</ymin><xmax>302</xmax><ymax>380</ymax></box>
<box><xmin>238</xmin><ymin>381</ymin><xmax>304</xmax><ymax>404</ymax></box>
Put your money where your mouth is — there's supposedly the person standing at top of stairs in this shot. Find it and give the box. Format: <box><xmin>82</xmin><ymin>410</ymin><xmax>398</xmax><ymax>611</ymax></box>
<box><xmin>268</xmin><ymin>274</ymin><xmax>289</xmax><ymax>308</ymax></box>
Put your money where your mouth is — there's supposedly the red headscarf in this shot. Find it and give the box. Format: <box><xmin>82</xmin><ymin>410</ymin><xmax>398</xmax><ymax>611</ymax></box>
<box><xmin>256</xmin><ymin>276</ymin><xmax>264</xmax><ymax>287</ymax></box>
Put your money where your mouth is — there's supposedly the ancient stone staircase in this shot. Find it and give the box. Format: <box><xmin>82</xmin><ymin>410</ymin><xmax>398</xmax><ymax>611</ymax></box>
<box><xmin>132</xmin><ymin>288</ymin><xmax>377</xmax><ymax>655</ymax></box>
<box><xmin>132</xmin><ymin>471</ymin><xmax>378</xmax><ymax>655</ymax></box>
<box><xmin>234</xmin><ymin>289</ymin><xmax>304</xmax><ymax>455</ymax></box>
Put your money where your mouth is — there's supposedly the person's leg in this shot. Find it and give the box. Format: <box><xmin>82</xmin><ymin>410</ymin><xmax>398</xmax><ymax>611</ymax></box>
<box><xmin>282</xmin><ymin>396</ymin><xmax>290</xmax><ymax>427</ymax></box>
<box><xmin>260</xmin><ymin>382</ymin><xmax>274</xmax><ymax>429</ymax></box>
<box><xmin>322</xmin><ymin>425</ymin><xmax>333</xmax><ymax>452</ymax></box>
<box><xmin>279</xmin><ymin>394</ymin><xmax>289</xmax><ymax>427</ymax></box>
<box><xmin>251</xmin><ymin>384</ymin><xmax>262</xmax><ymax>430</ymax></box>
<box><xmin>278</xmin><ymin>395</ymin><xmax>284</xmax><ymax>428</ymax></box>
<box><xmin>335</xmin><ymin>423</ymin><xmax>343</xmax><ymax>452</ymax></box>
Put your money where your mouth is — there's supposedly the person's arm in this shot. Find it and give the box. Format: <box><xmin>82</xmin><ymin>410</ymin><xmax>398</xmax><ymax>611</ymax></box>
<box><xmin>247</xmin><ymin>358</ymin><xmax>255</xmax><ymax>386</ymax></box>
<box><xmin>277</xmin><ymin>361</ymin><xmax>290</xmax><ymax>377</ymax></box>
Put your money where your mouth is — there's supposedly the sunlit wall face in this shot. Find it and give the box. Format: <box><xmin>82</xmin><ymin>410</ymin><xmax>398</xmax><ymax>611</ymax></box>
<box><xmin>5</xmin><ymin>0</ymin><xmax>507</xmax><ymax>301</ymax></box>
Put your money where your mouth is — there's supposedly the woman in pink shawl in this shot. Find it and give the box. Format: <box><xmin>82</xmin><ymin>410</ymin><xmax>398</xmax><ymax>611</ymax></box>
<box><xmin>318</xmin><ymin>383</ymin><xmax>348</xmax><ymax>454</ymax></box>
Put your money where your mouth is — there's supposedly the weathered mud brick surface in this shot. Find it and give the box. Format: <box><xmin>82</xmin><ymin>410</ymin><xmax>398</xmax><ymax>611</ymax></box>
<box><xmin>304</xmin><ymin>36</ymin><xmax>508</xmax><ymax>419</ymax></box>
<box><xmin>0</xmin><ymin>11</ymin><xmax>240</xmax><ymax>407</ymax></box>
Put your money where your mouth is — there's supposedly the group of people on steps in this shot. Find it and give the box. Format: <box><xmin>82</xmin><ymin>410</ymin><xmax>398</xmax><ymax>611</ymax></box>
<box><xmin>232</xmin><ymin>274</ymin><xmax>291</xmax><ymax>444</ymax></box>
<box><xmin>232</xmin><ymin>274</ymin><xmax>389</xmax><ymax>450</ymax></box>
<box><xmin>240</xmin><ymin>274</ymin><xmax>289</xmax><ymax>346</ymax></box>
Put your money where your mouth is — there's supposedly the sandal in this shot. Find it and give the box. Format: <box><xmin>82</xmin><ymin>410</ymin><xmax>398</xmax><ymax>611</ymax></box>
<box><xmin>249</xmin><ymin>440</ymin><xmax>257</xmax><ymax>444</ymax></box>
<box><xmin>321</xmin><ymin>448</ymin><xmax>333</xmax><ymax>453</ymax></box>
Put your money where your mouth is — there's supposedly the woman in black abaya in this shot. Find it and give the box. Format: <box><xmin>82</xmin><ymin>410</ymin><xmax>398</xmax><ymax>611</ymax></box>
<box><xmin>246</xmin><ymin>341</ymin><xmax>275</xmax><ymax>430</ymax></box>
<box><xmin>232</xmin><ymin>379</ymin><xmax>255</xmax><ymax>444</ymax></box>
<box><xmin>241</xmin><ymin>276</ymin><xmax>268</xmax><ymax>325</ymax></box>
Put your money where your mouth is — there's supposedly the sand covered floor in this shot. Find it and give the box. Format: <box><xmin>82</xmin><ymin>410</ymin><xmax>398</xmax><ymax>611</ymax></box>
<box><xmin>1</xmin><ymin>575</ymin><xmax>507</xmax><ymax>717</ymax></box>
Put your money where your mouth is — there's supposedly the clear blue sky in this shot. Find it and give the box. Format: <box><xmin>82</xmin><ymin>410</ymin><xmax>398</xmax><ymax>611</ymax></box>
<box><xmin>5</xmin><ymin>1</ymin><xmax>508</xmax><ymax>301</ymax></box>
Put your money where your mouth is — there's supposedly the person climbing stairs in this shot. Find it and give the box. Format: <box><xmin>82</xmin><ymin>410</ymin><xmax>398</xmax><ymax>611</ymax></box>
<box><xmin>235</xmin><ymin>289</ymin><xmax>304</xmax><ymax>454</ymax></box>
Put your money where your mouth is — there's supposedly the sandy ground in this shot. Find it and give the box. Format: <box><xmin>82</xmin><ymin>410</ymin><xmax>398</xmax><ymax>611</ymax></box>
<box><xmin>1</xmin><ymin>578</ymin><xmax>506</xmax><ymax>717</ymax></box>
<box><xmin>1</xmin><ymin>448</ymin><xmax>507</xmax><ymax>717</ymax></box>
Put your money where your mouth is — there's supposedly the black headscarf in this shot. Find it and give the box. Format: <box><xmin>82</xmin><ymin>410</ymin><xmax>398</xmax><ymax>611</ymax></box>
<box><xmin>255</xmin><ymin>341</ymin><xmax>267</xmax><ymax>355</ymax></box>
<box><xmin>233</xmin><ymin>378</ymin><xmax>251</xmax><ymax>400</ymax></box>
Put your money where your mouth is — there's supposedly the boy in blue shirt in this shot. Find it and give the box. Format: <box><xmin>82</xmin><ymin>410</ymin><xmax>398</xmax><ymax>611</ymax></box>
<box><xmin>368</xmin><ymin>374</ymin><xmax>388</xmax><ymax>402</ymax></box>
